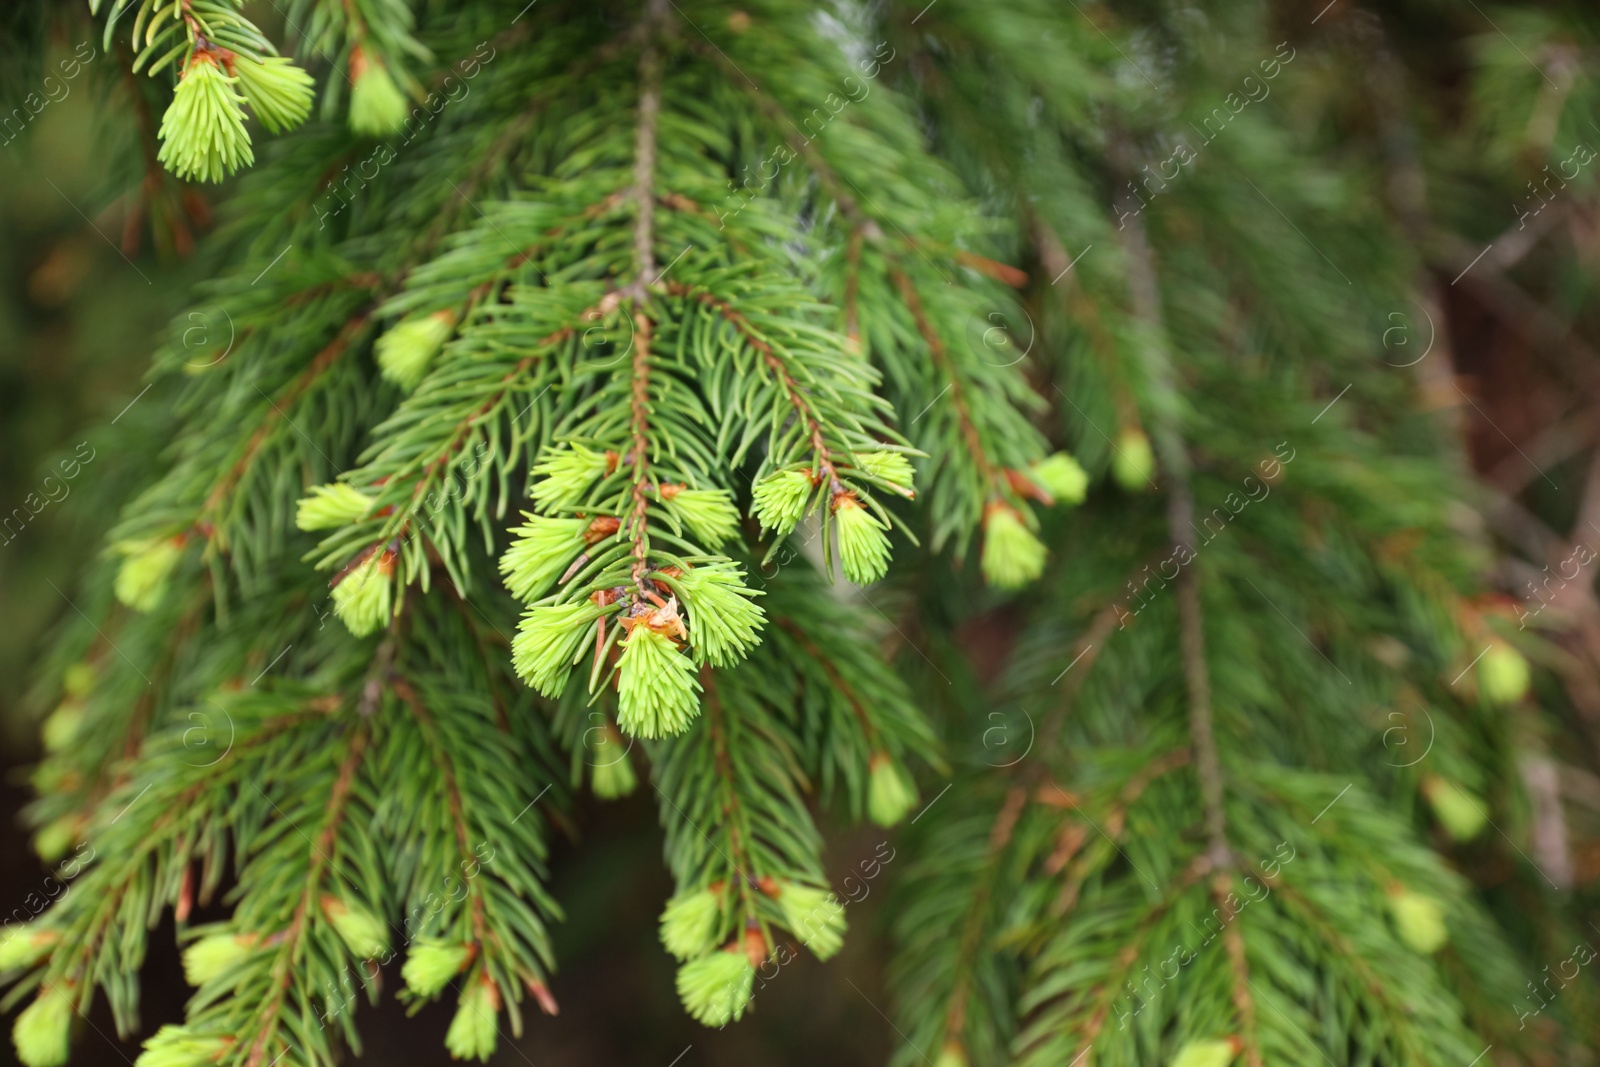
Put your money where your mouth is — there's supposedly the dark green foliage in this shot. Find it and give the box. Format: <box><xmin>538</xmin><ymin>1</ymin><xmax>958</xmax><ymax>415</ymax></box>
<box><xmin>6</xmin><ymin>1</ymin><xmax>1600</xmax><ymax>1066</ymax></box>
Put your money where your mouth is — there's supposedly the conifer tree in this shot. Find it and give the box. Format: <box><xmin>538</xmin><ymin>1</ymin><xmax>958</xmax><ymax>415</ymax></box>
<box><xmin>5</xmin><ymin>1</ymin><xmax>1599</xmax><ymax>1066</ymax></box>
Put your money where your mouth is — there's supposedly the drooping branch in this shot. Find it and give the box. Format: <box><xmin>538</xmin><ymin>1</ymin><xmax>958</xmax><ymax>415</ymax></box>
<box><xmin>940</xmin><ymin>785</ymin><xmax>1026</xmax><ymax>1049</ymax></box>
<box><xmin>201</xmin><ymin>312</ymin><xmax>373</xmax><ymax>527</ymax></box>
<box><xmin>1114</xmin><ymin>184</ymin><xmax>1229</xmax><ymax>870</ymax></box>
<box><xmin>398</xmin><ymin>321</ymin><xmax>579</xmax><ymax>518</ymax></box>
<box><xmin>1116</xmin><ymin>183</ymin><xmax>1265</xmax><ymax>1062</ymax></box>
<box><xmin>700</xmin><ymin>670</ymin><xmax>768</xmax><ymax>946</ymax></box>
<box><xmin>890</xmin><ymin>268</ymin><xmax>1005</xmax><ymax>493</ymax></box>
<box><xmin>393</xmin><ymin>680</ymin><xmax>492</xmax><ymax>949</ymax></box>
<box><xmin>244</xmin><ymin>724</ymin><xmax>369</xmax><ymax>1067</ymax></box>
<box><xmin>775</xmin><ymin>618</ymin><xmax>878</xmax><ymax>745</ymax></box>
<box><xmin>1031</xmin><ymin>860</ymin><xmax>1208</xmax><ymax>1063</ymax></box>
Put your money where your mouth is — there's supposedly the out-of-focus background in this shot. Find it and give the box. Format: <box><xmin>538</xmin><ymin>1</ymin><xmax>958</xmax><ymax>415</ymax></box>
<box><xmin>5</xmin><ymin>4</ymin><xmax>1600</xmax><ymax>1064</ymax></box>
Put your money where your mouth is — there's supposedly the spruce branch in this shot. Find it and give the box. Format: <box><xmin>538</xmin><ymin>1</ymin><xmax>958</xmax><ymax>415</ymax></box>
<box><xmin>383</xmin><ymin>655</ymin><xmax>562</xmax><ymax>1041</ymax></box>
<box><xmin>308</xmin><ymin>307</ymin><xmax>581</xmax><ymax>598</ymax></box>
<box><xmin>622</xmin><ymin>0</ymin><xmax>668</xmax><ymax>586</ymax></box>
<box><xmin>1117</xmin><ymin>200</ymin><xmax>1231</xmax><ymax>869</ymax></box>
<box><xmin>1271</xmin><ymin>882</ymin><xmax>1438</xmax><ymax>1063</ymax></box>
<box><xmin>1015</xmin><ymin>860</ymin><xmax>1210</xmax><ymax>1067</ymax></box>
<box><xmin>757</xmin><ymin>572</ymin><xmax>936</xmax><ymax>812</ymax></box>
<box><xmin>6</xmin><ymin>696</ymin><xmax>340</xmax><ymax>1044</ymax></box>
<box><xmin>681</xmin><ymin>25</ymin><xmax>1054</xmax><ymax>565</ymax></box>
<box><xmin>666</xmin><ymin>285</ymin><xmax>846</xmax><ymax>497</ymax></box>
<box><xmin>699</xmin><ymin>670</ymin><xmax>768</xmax><ymax>938</ymax></box>
<box><xmin>940</xmin><ymin>785</ymin><xmax>1027</xmax><ymax>1056</ymax></box>
<box><xmin>198</xmin><ymin>311</ymin><xmax>375</xmax><ymax>547</ymax></box>
<box><xmin>392</xmin><ymin>682</ymin><xmax>492</xmax><ymax>948</ymax></box>
<box><xmin>626</xmin><ymin>0</ymin><xmax>666</xmax><ymax>298</ymax></box>
<box><xmin>626</xmin><ymin>316</ymin><xmax>657</xmax><ymax>589</ymax></box>
<box><xmin>91</xmin><ymin>0</ymin><xmax>316</xmax><ymax>181</ymax></box>
<box><xmin>236</xmin><ymin>724</ymin><xmax>370</xmax><ymax>1067</ymax></box>
<box><xmin>650</xmin><ymin>650</ymin><xmax>852</xmax><ymax>1023</ymax></box>
<box><xmin>889</xmin><ymin>269</ymin><xmax>1002</xmax><ymax>494</ymax></box>
<box><xmin>10</xmin><ymin>3</ymin><xmax>1569</xmax><ymax>1062</ymax></box>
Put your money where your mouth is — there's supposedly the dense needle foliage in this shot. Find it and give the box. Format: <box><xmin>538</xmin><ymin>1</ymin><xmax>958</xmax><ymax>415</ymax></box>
<box><xmin>4</xmin><ymin>1</ymin><xmax>1600</xmax><ymax>1065</ymax></box>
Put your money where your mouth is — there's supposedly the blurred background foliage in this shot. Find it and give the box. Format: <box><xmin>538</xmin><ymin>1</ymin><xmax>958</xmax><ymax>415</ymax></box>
<box><xmin>4</xmin><ymin>0</ymin><xmax>1600</xmax><ymax>1064</ymax></box>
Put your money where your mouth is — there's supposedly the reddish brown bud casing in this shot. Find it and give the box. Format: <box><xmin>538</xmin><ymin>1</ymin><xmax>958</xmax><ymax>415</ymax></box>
<box><xmin>742</xmin><ymin>923</ymin><xmax>767</xmax><ymax>968</ymax></box>
<box><xmin>525</xmin><ymin>978</ymin><xmax>559</xmax><ymax>1016</ymax></box>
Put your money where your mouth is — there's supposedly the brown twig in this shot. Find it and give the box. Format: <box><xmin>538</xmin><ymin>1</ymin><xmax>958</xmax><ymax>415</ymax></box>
<box><xmin>700</xmin><ymin>669</ymin><xmax>771</xmax><ymax>953</ymax></box>
<box><xmin>890</xmin><ymin>268</ymin><xmax>1002</xmax><ymax>492</ymax></box>
<box><xmin>1114</xmin><ymin>169</ymin><xmax>1230</xmax><ymax>869</ymax></box>
<box><xmin>394</xmin><ymin>679</ymin><xmax>498</xmax><ymax>947</ymax></box>
<box><xmin>774</xmin><ymin>618</ymin><xmax>879</xmax><ymax>744</ymax></box>
<box><xmin>627</xmin><ymin>315</ymin><xmax>655</xmax><ymax>588</ymax></box>
<box><xmin>941</xmin><ymin>785</ymin><xmax>1028</xmax><ymax>1048</ymax></box>
<box><xmin>202</xmin><ymin>313</ymin><xmax>372</xmax><ymax>525</ymax></box>
<box><xmin>245</xmin><ymin>724</ymin><xmax>369</xmax><ymax>1067</ymax></box>
<box><xmin>665</xmin><ymin>282</ymin><xmax>844</xmax><ymax>493</ymax></box>
<box><xmin>620</xmin><ymin>1</ymin><xmax>669</xmax><ymax>589</ymax></box>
